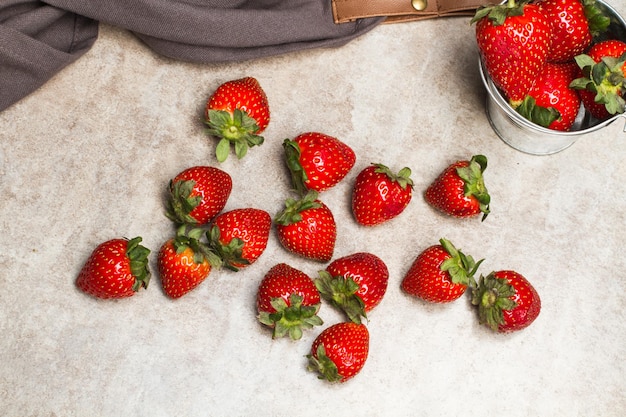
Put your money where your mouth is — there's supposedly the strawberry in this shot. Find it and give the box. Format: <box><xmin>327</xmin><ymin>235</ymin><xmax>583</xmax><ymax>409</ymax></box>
<box><xmin>257</xmin><ymin>263</ymin><xmax>323</xmax><ymax>340</ymax></box>
<box><xmin>538</xmin><ymin>0</ymin><xmax>589</xmax><ymax>62</ymax></box>
<box><xmin>275</xmin><ymin>191</ymin><xmax>336</xmax><ymax>262</ymax></box>
<box><xmin>351</xmin><ymin>163</ymin><xmax>413</xmax><ymax>227</ymax></box>
<box><xmin>516</xmin><ymin>62</ymin><xmax>581</xmax><ymax>131</ymax></box>
<box><xmin>539</xmin><ymin>0</ymin><xmax>609</xmax><ymax>62</ymax></box>
<box><xmin>472</xmin><ymin>0</ymin><xmax>552</xmax><ymax>105</ymax></box>
<box><xmin>206</xmin><ymin>208</ymin><xmax>271</xmax><ymax>271</ymax></box>
<box><xmin>424</xmin><ymin>155</ymin><xmax>490</xmax><ymax>221</ymax></box>
<box><xmin>204</xmin><ymin>77</ymin><xmax>270</xmax><ymax>162</ymax></box>
<box><xmin>76</xmin><ymin>237</ymin><xmax>151</xmax><ymax>299</ymax></box>
<box><xmin>307</xmin><ymin>322</ymin><xmax>369</xmax><ymax>383</ymax></box>
<box><xmin>283</xmin><ymin>132</ymin><xmax>356</xmax><ymax>196</ymax></box>
<box><xmin>401</xmin><ymin>238</ymin><xmax>483</xmax><ymax>303</ymax></box>
<box><xmin>472</xmin><ymin>270</ymin><xmax>541</xmax><ymax>333</ymax></box>
<box><xmin>316</xmin><ymin>252</ymin><xmax>389</xmax><ymax>324</ymax></box>
<box><xmin>571</xmin><ymin>39</ymin><xmax>626</xmax><ymax>120</ymax></box>
<box><xmin>166</xmin><ymin>166</ymin><xmax>232</xmax><ymax>225</ymax></box>
<box><xmin>158</xmin><ymin>227</ymin><xmax>221</xmax><ymax>299</ymax></box>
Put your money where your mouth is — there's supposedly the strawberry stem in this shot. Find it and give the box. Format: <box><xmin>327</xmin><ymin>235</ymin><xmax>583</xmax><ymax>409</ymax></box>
<box><xmin>571</xmin><ymin>52</ymin><xmax>626</xmax><ymax>115</ymax></box>
<box><xmin>258</xmin><ymin>294</ymin><xmax>323</xmax><ymax>340</ymax></box>
<box><xmin>307</xmin><ymin>345</ymin><xmax>342</xmax><ymax>383</ymax></box>
<box><xmin>471</xmin><ymin>272</ymin><xmax>518</xmax><ymax>331</ymax></box>
<box><xmin>373</xmin><ymin>163</ymin><xmax>414</xmax><ymax>189</ymax></box>
<box><xmin>315</xmin><ymin>271</ymin><xmax>367</xmax><ymax>324</ymax></box>
<box><xmin>205</xmin><ymin>109</ymin><xmax>264</xmax><ymax>162</ymax></box>
<box><xmin>274</xmin><ymin>190</ymin><xmax>321</xmax><ymax>226</ymax></box>
<box><xmin>165</xmin><ymin>179</ymin><xmax>202</xmax><ymax>225</ymax></box>
<box><xmin>283</xmin><ymin>139</ymin><xmax>309</xmax><ymax>197</ymax></box>
<box><xmin>126</xmin><ymin>236</ymin><xmax>151</xmax><ymax>292</ymax></box>
<box><xmin>439</xmin><ymin>238</ymin><xmax>483</xmax><ymax>289</ymax></box>
<box><xmin>456</xmin><ymin>155</ymin><xmax>490</xmax><ymax>221</ymax></box>
<box><xmin>206</xmin><ymin>225</ymin><xmax>248</xmax><ymax>272</ymax></box>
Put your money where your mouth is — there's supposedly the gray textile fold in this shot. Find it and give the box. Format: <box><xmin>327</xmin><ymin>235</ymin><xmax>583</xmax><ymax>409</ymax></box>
<box><xmin>0</xmin><ymin>0</ymin><xmax>383</xmax><ymax>112</ymax></box>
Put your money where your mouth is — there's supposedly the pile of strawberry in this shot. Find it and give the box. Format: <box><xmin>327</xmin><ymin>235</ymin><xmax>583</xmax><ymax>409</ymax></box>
<box><xmin>76</xmin><ymin>76</ymin><xmax>541</xmax><ymax>383</ymax></box>
<box><xmin>473</xmin><ymin>0</ymin><xmax>626</xmax><ymax>130</ymax></box>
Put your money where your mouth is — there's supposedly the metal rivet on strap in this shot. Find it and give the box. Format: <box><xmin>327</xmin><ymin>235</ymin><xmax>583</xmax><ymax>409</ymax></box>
<box><xmin>411</xmin><ymin>0</ymin><xmax>428</xmax><ymax>11</ymax></box>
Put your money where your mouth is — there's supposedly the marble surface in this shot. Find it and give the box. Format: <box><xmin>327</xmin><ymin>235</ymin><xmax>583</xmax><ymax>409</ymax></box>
<box><xmin>1</xmin><ymin>5</ymin><xmax>626</xmax><ymax>416</ymax></box>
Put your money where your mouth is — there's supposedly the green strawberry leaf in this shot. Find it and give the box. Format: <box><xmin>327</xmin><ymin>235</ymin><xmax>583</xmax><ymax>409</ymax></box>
<box><xmin>516</xmin><ymin>95</ymin><xmax>561</xmax><ymax>128</ymax></box>
<box><xmin>307</xmin><ymin>345</ymin><xmax>342</xmax><ymax>383</ymax></box>
<box><xmin>283</xmin><ymin>139</ymin><xmax>309</xmax><ymax>197</ymax></box>
<box><xmin>470</xmin><ymin>0</ymin><xmax>527</xmax><ymax>25</ymax></box>
<box><xmin>439</xmin><ymin>238</ymin><xmax>483</xmax><ymax>289</ymax></box>
<box><xmin>471</xmin><ymin>272</ymin><xmax>518</xmax><ymax>331</ymax></box>
<box><xmin>126</xmin><ymin>236</ymin><xmax>151</xmax><ymax>291</ymax></box>
<box><xmin>315</xmin><ymin>271</ymin><xmax>367</xmax><ymax>324</ymax></box>
<box><xmin>583</xmin><ymin>0</ymin><xmax>611</xmax><ymax>37</ymax></box>
<box><xmin>274</xmin><ymin>190</ymin><xmax>321</xmax><ymax>226</ymax></box>
<box><xmin>259</xmin><ymin>294</ymin><xmax>323</xmax><ymax>340</ymax></box>
<box><xmin>206</xmin><ymin>108</ymin><xmax>264</xmax><ymax>162</ymax></box>
<box><xmin>165</xmin><ymin>179</ymin><xmax>202</xmax><ymax>225</ymax></box>
<box><xmin>455</xmin><ymin>155</ymin><xmax>490</xmax><ymax>221</ymax></box>
<box><xmin>573</xmin><ymin>53</ymin><xmax>626</xmax><ymax>115</ymax></box>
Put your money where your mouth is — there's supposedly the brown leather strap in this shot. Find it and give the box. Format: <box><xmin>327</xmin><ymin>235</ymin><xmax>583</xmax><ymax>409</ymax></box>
<box><xmin>331</xmin><ymin>0</ymin><xmax>501</xmax><ymax>24</ymax></box>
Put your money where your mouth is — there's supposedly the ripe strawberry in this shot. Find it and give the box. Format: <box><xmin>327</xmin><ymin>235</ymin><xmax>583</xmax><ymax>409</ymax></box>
<box><xmin>283</xmin><ymin>132</ymin><xmax>356</xmax><ymax>196</ymax></box>
<box><xmin>166</xmin><ymin>166</ymin><xmax>232</xmax><ymax>225</ymax></box>
<box><xmin>516</xmin><ymin>62</ymin><xmax>581</xmax><ymax>131</ymax></box>
<box><xmin>257</xmin><ymin>263</ymin><xmax>323</xmax><ymax>340</ymax></box>
<box><xmin>472</xmin><ymin>270</ymin><xmax>541</xmax><ymax>333</ymax></box>
<box><xmin>351</xmin><ymin>163</ymin><xmax>413</xmax><ymax>227</ymax></box>
<box><xmin>401</xmin><ymin>238</ymin><xmax>483</xmax><ymax>303</ymax></box>
<box><xmin>307</xmin><ymin>322</ymin><xmax>369</xmax><ymax>383</ymax></box>
<box><xmin>207</xmin><ymin>208</ymin><xmax>271</xmax><ymax>271</ymax></box>
<box><xmin>316</xmin><ymin>252</ymin><xmax>389</xmax><ymax>324</ymax></box>
<box><xmin>76</xmin><ymin>237</ymin><xmax>151</xmax><ymax>299</ymax></box>
<box><xmin>275</xmin><ymin>191</ymin><xmax>336</xmax><ymax>262</ymax></box>
<box><xmin>472</xmin><ymin>0</ymin><xmax>552</xmax><ymax>104</ymax></box>
<box><xmin>158</xmin><ymin>227</ymin><xmax>221</xmax><ymax>299</ymax></box>
<box><xmin>538</xmin><ymin>0</ymin><xmax>589</xmax><ymax>62</ymax></box>
<box><xmin>539</xmin><ymin>0</ymin><xmax>609</xmax><ymax>62</ymax></box>
<box><xmin>425</xmin><ymin>155</ymin><xmax>490</xmax><ymax>221</ymax></box>
<box><xmin>571</xmin><ymin>39</ymin><xmax>626</xmax><ymax>120</ymax></box>
<box><xmin>205</xmin><ymin>77</ymin><xmax>270</xmax><ymax>162</ymax></box>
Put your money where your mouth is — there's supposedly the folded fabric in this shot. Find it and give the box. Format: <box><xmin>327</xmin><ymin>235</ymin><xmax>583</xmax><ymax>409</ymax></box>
<box><xmin>0</xmin><ymin>0</ymin><xmax>384</xmax><ymax>112</ymax></box>
<box><xmin>0</xmin><ymin>1</ymin><xmax>98</xmax><ymax>112</ymax></box>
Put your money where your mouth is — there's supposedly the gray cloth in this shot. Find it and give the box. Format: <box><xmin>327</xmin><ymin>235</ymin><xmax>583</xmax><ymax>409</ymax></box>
<box><xmin>0</xmin><ymin>0</ymin><xmax>383</xmax><ymax>112</ymax></box>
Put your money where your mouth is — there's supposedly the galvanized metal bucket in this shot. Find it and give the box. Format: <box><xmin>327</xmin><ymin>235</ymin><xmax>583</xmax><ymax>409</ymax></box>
<box><xmin>479</xmin><ymin>0</ymin><xmax>626</xmax><ymax>155</ymax></box>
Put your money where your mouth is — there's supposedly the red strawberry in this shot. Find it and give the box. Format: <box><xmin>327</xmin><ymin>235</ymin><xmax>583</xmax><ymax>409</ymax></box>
<box><xmin>283</xmin><ymin>132</ymin><xmax>356</xmax><ymax>196</ymax></box>
<box><xmin>275</xmin><ymin>191</ymin><xmax>336</xmax><ymax>262</ymax></box>
<box><xmin>539</xmin><ymin>0</ymin><xmax>609</xmax><ymax>62</ymax></box>
<box><xmin>205</xmin><ymin>77</ymin><xmax>270</xmax><ymax>162</ymax></box>
<box><xmin>307</xmin><ymin>322</ymin><xmax>369</xmax><ymax>383</ymax></box>
<box><xmin>158</xmin><ymin>227</ymin><xmax>221</xmax><ymax>299</ymax></box>
<box><xmin>351</xmin><ymin>163</ymin><xmax>413</xmax><ymax>227</ymax></box>
<box><xmin>516</xmin><ymin>62</ymin><xmax>581</xmax><ymax>131</ymax></box>
<box><xmin>571</xmin><ymin>39</ymin><xmax>626</xmax><ymax>120</ymax></box>
<box><xmin>316</xmin><ymin>252</ymin><xmax>389</xmax><ymax>324</ymax></box>
<box><xmin>256</xmin><ymin>263</ymin><xmax>323</xmax><ymax>340</ymax></box>
<box><xmin>425</xmin><ymin>155</ymin><xmax>490</xmax><ymax>220</ymax></box>
<box><xmin>538</xmin><ymin>0</ymin><xmax>589</xmax><ymax>62</ymax></box>
<box><xmin>473</xmin><ymin>0</ymin><xmax>552</xmax><ymax>104</ymax></box>
<box><xmin>207</xmin><ymin>208</ymin><xmax>271</xmax><ymax>271</ymax></box>
<box><xmin>166</xmin><ymin>166</ymin><xmax>232</xmax><ymax>225</ymax></box>
<box><xmin>76</xmin><ymin>237</ymin><xmax>151</xmax><ymax>299</ymax></box>
<box><xmin>472</xmin><ymin>270</ymin><xmax>541</xmax><ymax>333</ymax></box>
<box><xmin>401</xmin><ymin>238</ymin><xmax>483</xmax><ymax>303</ymax></box>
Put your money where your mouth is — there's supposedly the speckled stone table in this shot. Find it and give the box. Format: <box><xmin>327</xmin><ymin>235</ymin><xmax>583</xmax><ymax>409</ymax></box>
<box><xmin>1</xmin><ymin>4</ymin><xmax>625</xmax><ymax>416</ymax></box>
